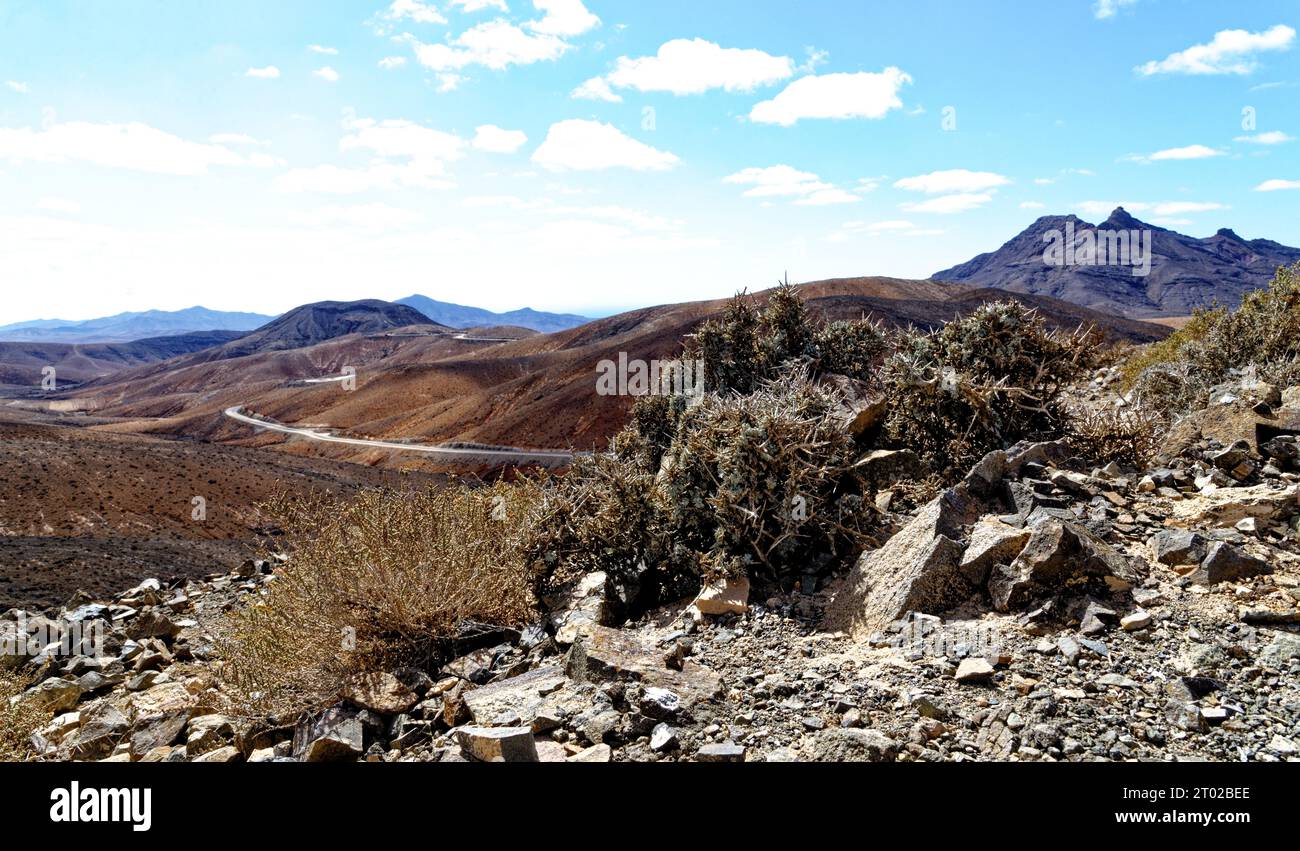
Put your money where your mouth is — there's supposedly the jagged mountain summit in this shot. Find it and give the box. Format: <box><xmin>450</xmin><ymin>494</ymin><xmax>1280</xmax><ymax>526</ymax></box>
<box><xmin>396</xmin><ymin>295</ymin><xmax>590</xmax><ymax>334</ymax></box>
<box><xmin>933</xmin><ymin>208</ymin><xmax>1300</xmax><ymax>318</ymax></box>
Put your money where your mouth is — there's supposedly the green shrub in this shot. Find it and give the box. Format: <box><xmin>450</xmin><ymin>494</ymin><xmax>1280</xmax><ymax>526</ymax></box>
<box><xmin>1128</xmin><ymin>262</ymin><xmax>1300</xmax><ymax>413</ymax></box>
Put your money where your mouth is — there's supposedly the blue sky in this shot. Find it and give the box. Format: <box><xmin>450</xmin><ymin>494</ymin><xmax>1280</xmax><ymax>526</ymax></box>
<box><xmin>1</xmin><ymin>0</ymin><xmax>1297</xmax><ymax>322</ymax></box>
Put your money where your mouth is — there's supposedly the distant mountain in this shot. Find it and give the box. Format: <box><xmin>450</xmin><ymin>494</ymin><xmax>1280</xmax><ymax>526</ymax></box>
<box><xmin>212</xmin><ymin>300</ymin><xmax>440</xmax><ymax>360</ymax></box>
<box><xmin>0</xmin><ymin>330</ymin><xmax>245</xmax><ymax>387</ymax></box>
<box><xmin>933</xmin><ymin>208</ymin><xmax>1300</xmax><ymax>317</ymax></box>
<box><xmin>396</xmin><ymin>295</ymin><xmax>590</xmax><ymax>334</ymax></box>
<box><xmin>0</xmin><ymin>306</ymin><xmax>275</xmax><ymax>343</ymax></box>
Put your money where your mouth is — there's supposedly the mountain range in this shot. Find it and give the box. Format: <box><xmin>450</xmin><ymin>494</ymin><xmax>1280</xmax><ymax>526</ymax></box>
<box><xmin>934</xmin><ymin>207</ymin><xmax>1300</xmax><ymax>318</ymax></box>
<box><xmin>396</xmin><ymin>295</ymin><xmax>590</xmax><ymax>334</ymax></box>
<box><xmin>0</xmin><ymin>306</ymin><xmax>274</xmax><ymax>343</ymax></box>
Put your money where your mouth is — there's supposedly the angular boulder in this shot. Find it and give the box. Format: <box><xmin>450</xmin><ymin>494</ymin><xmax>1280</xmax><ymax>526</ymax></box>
<box><xmin>988</xmin><ymin>520</ymin><xmax>1141</xmax><ymax>612</ymax></box>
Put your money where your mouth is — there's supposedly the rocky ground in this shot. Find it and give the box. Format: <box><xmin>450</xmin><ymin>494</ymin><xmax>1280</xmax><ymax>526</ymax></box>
<box><xmin>5</xmin><ymin>376</ymin><xmax>1300</xmax><ymax>763</ymax></box>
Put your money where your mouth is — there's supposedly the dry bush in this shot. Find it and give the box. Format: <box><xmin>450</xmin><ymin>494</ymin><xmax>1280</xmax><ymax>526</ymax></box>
<box><xmin>1128</xmin><ymin>262</ymin><xmax>1300</xmax><ymax>413</ymax></box>
<box><xmin>1067</xmin><ymin>406</ymin><xmax>1163</xmax><ymax>469</ymax></box>
<box><xmin>0</xmin><ymin>669</ymin><xmax>47</xmax><ymax>762</ymax></box>
<box><xmin>881</xmin><ymin>302</ymin><xmax>1101</xmax><ymax>472</ymax></box>
<box><xmin>528</xmin><ymin>376</ymin><xmax>879</xmax><ymax>613</ymax></box>
<box><xmin>223</xmin><ymin>482</ymin><xmax>539</xmax><ymax>717</ymax></box>
<box><xmin>691</xmin><ymin>283</ymin><xmax>887</xmax><ymax>393</ymax></box>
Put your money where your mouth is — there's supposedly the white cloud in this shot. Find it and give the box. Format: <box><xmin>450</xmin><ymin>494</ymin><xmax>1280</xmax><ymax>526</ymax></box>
<box><xmin>245</xmin><ymin>66</ymin><xmax>281</xmax><ymax>79</ymax></box>
<box><xmin>314</xmin><ymin>66</ymin><xmax>340</xmax><ymax>82</ymax></box>
<box><xmin>596</xmin><ymin>39</ymin><xmax>793</xmax><ymax>96</ymax></box>
<box><xmin>37</xmin><ymin>197</ymin><xmax>81</xmax><ymax>214</ymax></box>
<box><xmin>794</xmin><ymin>188</ymin><xmax>860</xmax><ymax>206</ymax></box>
<box><xmin>309</xmin><ymin>44</ymin><xmax>339</xmax><ymax>55</ymax></box>
<box><xmin>1235</xmin><ymin>130</ymin><xmax>1293</xmax><ymax>145</ymax></box>
<box><xmin>572</xmin><ymin>76</ymin><xmax>622</xmax><ymax>102</ymax></box>
<box><xmin>275</xmin><ymin>118</ymin><xmax>466</xmax><ymax>193</ymax></box>
<box><xmin>532</xmin><ymin>119</ymin><xmax>678</xmax><ymax>172</ymax></box>
<box><xmin>5</xmin><ymin>81</ymin><xmax>30</xmax><ymax>94</ymax></box>
<box><xmin>0</xmin><ymin>121</ymin><xmax>254</xmax><ymax>176</ymax></box>
<box><xmin>1123</xmin><ymin>142</ymin><xmax>1222</xmax><ymax>161</ymax></box>
<box><xmin>901</xmin><ymin>193</ymin><xmax>993</xmax><ymax>214</ymax></box>
<box><xmin>450</xmin><ymin>0</ymin><xmax>510</xmax><ymax>11</ymax></box>
<box><xmin>894</xmin><ymin>169</ymin><xmax>1010</xmax><ymax>194</ymax></box>
<box><xmin>1094</xmin><ymin>0</ymin><xmax>1137</xmax><ymax>20</ymax></box>
<box><xmin>209</xmin><ymin>133</ymin><xmax>268</xmax><ymax>146</ymax></box>
<box><xmin>1034</xmin><ymin>178</ymin><xmax>1054</xmax><ymax>186</ymax></box>
<box><xmin>724</xmin><ymin>165</ymin><xmax>860</xmax><ymax>206</ymax></box>
<box><xmin>379</xmin><ymin>56</ymin><xmax>408</xmax><ymax>69</ymax></box>
<box><xmin>527</xmin><ymin>0</ymin><xmax>600</xmax><ymax>37</ymax></box>
<box><xmin>826</xmin><ymin>219</ymin><xmax>942</xmax><ymax>241</ymax></box>
<box><xmin>750</xmin><ymin>69</ymin><xmax>912</xmax><ymax>126</ymax></box>
<box><xmin>287</xmin><ymin>203</ymin><xmax>423</xmax><ymax>229</ymax></box>
<box><xmin>1074</xmin><ymin>200</ymin><xmax>1227</xmax><ymax>216</ymax></box>
<box><xmin>409</xmin><ymin>20</ymin><xmax>568</xmax><ymax>71</ymax></box>
<box><xmin>1255</xmin><ymin>178</ymin><xmax>1300</xmax><ymax>192</ymax></box>
<box><xmin>383</xmin><ymin>0</ymin><xmax>447</xmax><ymax>25</ymax></box>
<box><xmin>1137</xmin><ymin>25</ymin><xmax>1295</xmax><ymax>76</ymax></box>
<box><xmin>472</xmin><ymin>124</ymin><xmax>528</xmax><ymax>153</ymax></box>
<box><xmin>1020</xmin><ymin>201</ymin><xmax>1045</xmax><ymax>209</ymax></box>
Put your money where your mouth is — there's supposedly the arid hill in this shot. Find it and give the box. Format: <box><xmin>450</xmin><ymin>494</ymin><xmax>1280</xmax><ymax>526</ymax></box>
<box><xmin>59</xmin><ymin>278</ymin><xmax>1168</xmax><ymax>463</ymax></box>
<box><xmin>0</xmin><ymin>330</ymin><xmax>246</xmax><ymax>389</ymax></box>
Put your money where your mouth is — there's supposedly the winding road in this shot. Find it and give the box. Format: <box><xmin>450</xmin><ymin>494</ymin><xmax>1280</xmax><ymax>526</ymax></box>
<box><xmin>222</xmin><ymin>406</ymin><xmax>576</xmax><ymax>465</ymax></box>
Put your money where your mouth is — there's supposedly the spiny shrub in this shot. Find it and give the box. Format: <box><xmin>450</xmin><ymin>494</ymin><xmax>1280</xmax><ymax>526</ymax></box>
<box><xmin>692</xmin><ymin>283</ymin><xmax>887</xmax><ymax>393</ymax></box>
<box><xmin>527</xmin><ymin>376</ymin><xmax>879</xmax><ymax>614</ymax></box>
<box><xmin>0</xmin><ymin>670</ymin><xmax>47</xmax><ymax>762</ymax></box>
<box><xmin>1128</xmin><ymin>262</ymin><xmax>1300</xmax><ymax>413</ymax></box>
<box><xmin>881</xmin><ymin>302</ymin><xmax>1101</xmax><ymax>470</ymax></box>
<box><xmin>223</xmin><ymin>483</ymin><xmax>539</xmax><ymax>717</ymax></box>
<box><xmin>1067</xmin><ymin>406</ymin><xmax>1163</xmax><ymax>469</ymax></box>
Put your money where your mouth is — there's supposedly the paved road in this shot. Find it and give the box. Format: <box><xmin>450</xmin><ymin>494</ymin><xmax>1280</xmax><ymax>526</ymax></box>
<box><xmin>223</xmin><ymin>406</ymin><xmax>575</xmax><ymax>464</ymax></box>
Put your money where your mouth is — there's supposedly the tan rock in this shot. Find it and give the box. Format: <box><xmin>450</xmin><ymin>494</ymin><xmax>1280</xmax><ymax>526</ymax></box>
<box><xmin>691</xmin><ymin>576</ymin><xmax>750</xmax><ymax>617</ymax></box>
<box><xmin>341</xmin><ymin>672</ymin><xmax>418</xmax><ymax>715</ymax></box>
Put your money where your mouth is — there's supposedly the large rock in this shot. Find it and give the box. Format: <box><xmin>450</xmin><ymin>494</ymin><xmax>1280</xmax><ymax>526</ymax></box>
<box><xmin>825</xmin><ymin>487</ymin><xmax>985</xmax><ymax>635</ymax></box>
<box><xmin>988</xmin><ymin>520</ymin><xmax>1140</xmax><ymax>612</ymax></box>
<box><xmin>293</xmin><ymin>706</ymin><xmax>364</xmax><ymax>762</ymax></box>
<box><xmin>455</xmin><ymin>726</ymin><xmax>539</xmax><ymax>763</ymax></box>
<box><xmin>565</xmin><ymin>624</ymin><xmax>721</xmax><ymax>707</ymax></box>
<box><xmin>27</xmin><ymin>677</ymin><xmax>83</xmax><ymax>713</ymax></box>
<box><xmin>1169</xmin><ymin>483</ymin><xmax>1299</xmax><ymax>528</ymax></box>
<box><xmin>67</xmin><ymin>703</ymin><xmax>128</xmax><ymax>761</ymax></box>
<box><xmin>691</xmin><ymin>576</ymin><xmax>750</xmax><ymax>617</ymax></box>
<box><xmin>462</xmin><ymin>665</ymin><xmax>574</xmax><ymax>730</ymax></box>
<box><xmin>1152</xmin><ymin>530</ymin><xmax>1208</xmax><ymax>567</ymax></box>
<box><xmin>1187</xmin><ymin>542</ymin><xmax>1272</xmax><ymax>585</ymax></box>
<box><xmin>341</xmin><ymin>672</ymin><xmax>418</xmax><ymax>715</ymax></box>
<box><xmin>806</xmin><ymin>728</ymin><xmax>899</xmax><ymax>762</ymax></box>
<box><xmin>857</xmin><ymin>449</ymin><xmax>926</xmax><ymax>489</ymax></box>
<box><xmin>545</xmin><ymin>571</ymin><xmax>608</xmax><ymax>646</ymax></box>
<box><xmin>959</xmin><ymin>518</ymin><xmax>1033</xmax><ymax>579</ymax></box>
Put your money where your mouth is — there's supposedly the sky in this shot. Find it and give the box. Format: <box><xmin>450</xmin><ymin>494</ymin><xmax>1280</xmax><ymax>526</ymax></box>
<box><xmin>0</xmin><ymin>0</ymin><xmax>1298</xmax><ymax>323</ymax></box>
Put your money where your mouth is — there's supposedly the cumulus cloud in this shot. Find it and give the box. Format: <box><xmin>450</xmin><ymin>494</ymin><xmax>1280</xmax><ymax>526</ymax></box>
<box><xmin>1074</xmin><ymin>200</ymin><xmax>1227</xmax><ymax>216</ymax></box>
<box><xmin>900</xmin><ymin>193</ymin><xmax>993</xmax><ymax>214</ymax></box>
<box><xmin>531</xmin><ymin>119</ymin><xmax>678</xmax><ymax>172</ymax></box>
<box><xmin>527</xmin><ymin>0</ymin><xmax>600</xmax><ymax>37</ymax></box>
<box><xmin>1235</xmin><ymin>130</ymin><xmax>1293</xmax><ymax>145</ymax></box>
<box><xmin>449</xmin><ymin>0</ymin><xmax>510</xmax><ymax>11</ymax></box>
<box><xmin>1094</xmin><ymin>0</ymin><xmax>1137</xmax><ymax>20</ymax></box>
<box><xmin>314</xmin><ymin>66</ymin><xmax>340</xmax><ymax>82</ymax></box>
<box><xmin>309</xmin><ymin>44</ymin><xmax>339</xmax><ymax>55</ymax></box>
<box><xmin>5</xmin><ymin>81</ymin><xmax>30</xmax><ymax>94</ymax></box>
<box><xmin>245</xmin><ymin>66</ymin><xmax>280</xmax><ymax>78</ymax></box>
<box><xmin>379</xmin><ymin>56</ymin><xmax>408</xmax><ymax>69</ymax></box>
<box><xmin>1137</xmin><ymin>24</ymin><xmax>1295</xmax><ymax>76</ymax></box>
<box><xmin>571</xmin><ymin>76</ymin><xmax>622</xmax><ymax>102</ymax></box>
<box><xmin>0</xmin><ymin>121</ymin><xmax>261</xmax><ymax>176</ymax></box>
<box><xmin>275</xmin><ymin>118</ymin><xmax>466</xmax><ymax>193</ymax></box>
<box><xmin>724</xmin><ymin>165</ymin><xmax>860</xmax><ymax>206</ymax></box>
<box><xmin>1255</xmin><ymin>179</ymin><xmax>1300</xmax><ymax>191</ymax></box>
<box><xmin>894</xmin><ymin>169</ymin><xmax>1010</xmax><ymax>194</ymax></box>
<box><xmin>749</xmin><ymin>68</ymin><xmax>911</xmax><ymax>126</ymax></box>
<box><xmin>591</xmin><ymin>39</ymin><xmax>793</xmax><ymax>97</ymax></box>
<box><xmin>472</xmin><ymin>124</ymin><xmax>528</xmax><ymax>153</ymax></box>
<box><xmin>383</xmin><ymin>0</ymin><xmax>447</xmax><ymax>25</ymax></box>
<box><xmin>409</xmin><ymin>20</ymin><xmax>568</xmax><ymax>71</ymax></box>
<box><xmin>1124</xmin><ymin>144</ymin><xmax>1223</xmax><ymax>163</ymax></box>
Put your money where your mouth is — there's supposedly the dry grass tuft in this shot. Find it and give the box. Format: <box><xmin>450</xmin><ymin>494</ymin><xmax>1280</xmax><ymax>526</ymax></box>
<box><xmin>0</xmin><ymin>669</ymin><xmax>48</xmax><ymax>762</ymax></box>
<box><xmin>222</xmin><ymin>482</ymin><xmax>539</xmax><ymax>717</ymax></box>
